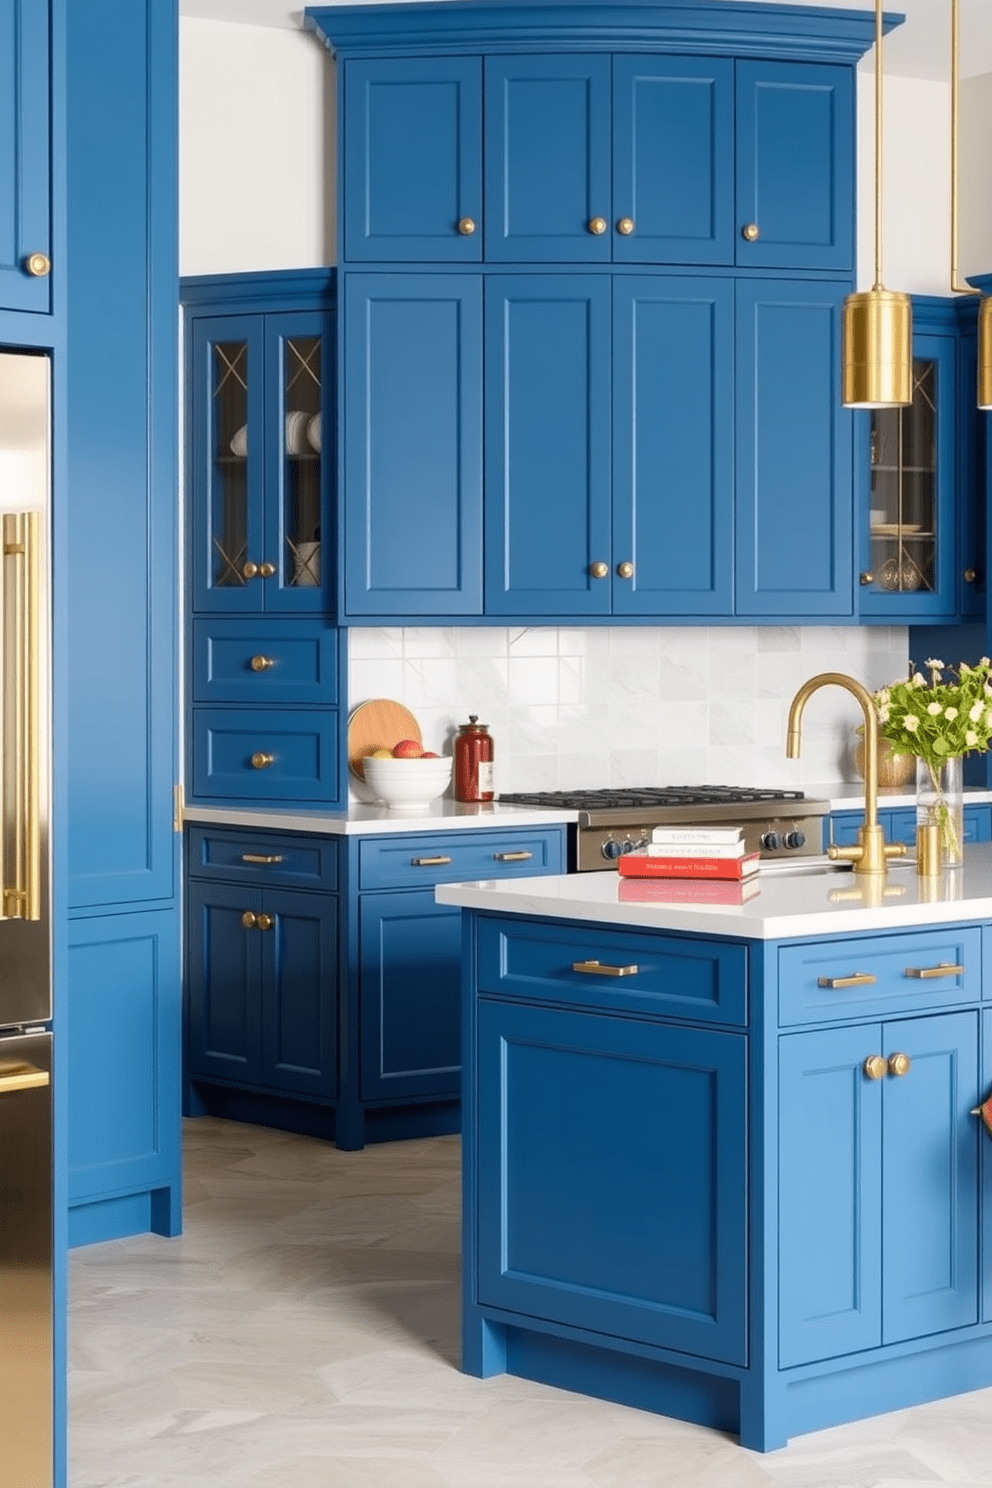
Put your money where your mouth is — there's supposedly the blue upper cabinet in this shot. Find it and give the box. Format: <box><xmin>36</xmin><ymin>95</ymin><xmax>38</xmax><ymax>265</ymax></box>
<box><xmin>187</xmin><ymin>289</ymin><xmax>333</xmax><ymax>616</ymax></box>
<box><xmin>0</xmin><ymin>0</ymin><xmax>52</xmax><ymax>314</ymax></box>
<box><xmin>343</xmin><ymin>56</ymin><xmax>482</xmax><ymax>262</ymax></box>
<box><xmin>736</xmin><ymin>60</ymin><xmax>854</xmax><ymax>272</ymax></box>
<box><xmin>343</xmin><ymin>272</ymin><xmax>483</xmax><ymax>616</ymax></box>
<box><xmin>736</xmin><ymin>278</ymin><xmax>853</xmax><ymax>617</ymax></box>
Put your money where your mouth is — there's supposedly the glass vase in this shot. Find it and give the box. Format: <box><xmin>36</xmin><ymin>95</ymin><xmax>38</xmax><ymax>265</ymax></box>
<box><xmin>915</xmin><ymin>754</ymin><xmax>964</xmax><ymax>868</ymax></box>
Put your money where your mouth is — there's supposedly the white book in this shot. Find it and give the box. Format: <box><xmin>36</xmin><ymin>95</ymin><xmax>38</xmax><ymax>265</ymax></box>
<box><xmin>645</xmin><ymin>839</ymin><xmax>747</xmax><ymax>859</ymax></box>
<box><xmin>649</xmin><ymin>824</ymin><xmax>744</xmax><ymax>846</ymax></box>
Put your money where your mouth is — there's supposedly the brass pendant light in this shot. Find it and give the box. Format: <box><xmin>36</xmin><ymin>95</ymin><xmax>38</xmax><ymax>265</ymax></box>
<box><xmin>951</xmin><ymin>0</ymin><xmax>992</xmax><ymax>406</ymax></box>
<box><xmin>842</xmin><ymin>0</ymin><xmax>912</xmax><ymax>407</ymax></box>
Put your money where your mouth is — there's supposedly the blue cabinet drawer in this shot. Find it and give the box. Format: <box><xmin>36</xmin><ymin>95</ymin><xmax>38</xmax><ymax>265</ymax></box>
<box><xmin>477</xmin><ymin>915</ymin><xmax>747</xmax><ymax>1026</ymax></box>
<box><xmin>191</xmin><ymin>707</ymin><xmax>341</xmax><ymax>803</ymax></box>
<box><xmin>187</xmin><ymin>826</ymin><xmax>338</xmax><ymax>890</ymax></box>
<box><xmin>358</xmin><ymin>826</ymin><xmax>565</xmax><ymax>890</ymax></box>
<box><xmin>778</xmin><ymin>927</ymin><xmax>982</xmax><ymax>1027</ymax></box>
<box><xmin>192</xmin><ymin>618</ymin><xmax>340</xmax><ymax>705</ymax></box>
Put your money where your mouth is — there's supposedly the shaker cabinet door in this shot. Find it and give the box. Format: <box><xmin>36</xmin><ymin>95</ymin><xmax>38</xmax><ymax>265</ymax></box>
<box><xmin>187</xmin><ymin>882</ymin><xmax>263</xmax><ymax>1087</ymax></box>
<box><xmin>0</xmin><ymin>0</ymin><xmax>51</xmax><ymax>314</ymax></box>
<box><xmin>259</xmin><ymin>888</ymin><xmax>338</xmax><ymax>1100</ymax></box>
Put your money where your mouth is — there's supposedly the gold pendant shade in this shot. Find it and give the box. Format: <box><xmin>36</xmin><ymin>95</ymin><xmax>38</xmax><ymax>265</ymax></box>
<box><xmin>842</xmin><ymin>287</ymin><xmax>912</xmax><ymax>408</ymax></box>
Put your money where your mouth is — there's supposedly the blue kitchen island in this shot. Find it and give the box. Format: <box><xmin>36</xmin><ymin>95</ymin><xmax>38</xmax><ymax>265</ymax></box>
<box><xmin>437</xmin><ymin>853</ymin><xmax>992</xmax><ymax>1451</ymax></box>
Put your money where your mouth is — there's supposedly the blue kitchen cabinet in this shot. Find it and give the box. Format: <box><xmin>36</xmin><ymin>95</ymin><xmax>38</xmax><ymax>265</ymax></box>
<box><xmin>343</xmin><ymin>271</ymin><xmax>483</xmax><ymax>616</ymax></box>
<box><xmin>982</xmin><ymin>1007</ymin><xmax>992</xmax><ymax>1323</ymax></box>
<box><xmin>779</xmin><ymin>1009</ymin><xmax>979</xmax><ymax>1366</ymax></box>
<box><xmin>830</xmin><ymin>804</ymin><xmax>992</xmax><ymax>849</ymax></box>
<box><xmin>735</xmin><ymin>277</ymin><xmax>853</xmax><ymax>618</ymax></box>
<box><xmin>0</xmin><ymin>0</ymin><xmax>51</xmax><ymax>314</ymax></box>
<box><xmin>343</xmin><ymin>55</ymin><xmax>482</xmax><ymax>263</ymax></box>
<box><xmin>956</xmin><ymin>313</ymin><xmax>984</xmax><ymax>619</ymax></box>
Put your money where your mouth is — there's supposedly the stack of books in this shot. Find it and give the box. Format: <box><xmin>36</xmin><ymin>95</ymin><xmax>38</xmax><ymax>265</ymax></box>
<box><xmin>616</xmin><ymin>824</ymin><xmax>761</xmax><ymax>903</ymax></box>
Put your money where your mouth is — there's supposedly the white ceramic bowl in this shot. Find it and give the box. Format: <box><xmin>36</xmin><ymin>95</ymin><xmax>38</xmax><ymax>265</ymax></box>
<box><xmin>363</xmin><ymin>755</ymin><xmax>452</xmax><ymax>811</ymax></box>
<box><xmin>285</xmin><ymin>409</ymin><xmax>310</xmax><ymax>455</ymax></box>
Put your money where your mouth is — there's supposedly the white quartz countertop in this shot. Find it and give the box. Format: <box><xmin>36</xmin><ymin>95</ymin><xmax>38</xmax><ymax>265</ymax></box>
<box><xmin>182</xmin><ymin>798</ymin><xmax>580</xmax><ymax>836</ymax></box>
<box><xmin>435</xmin><ymin>843</ymin><xmax>992</xmax><ymax>940</ymax></box>
<box><xmin>810</xmin><ymin>782</ymin><xmax>992</xmax><ymax>810</ymax></box>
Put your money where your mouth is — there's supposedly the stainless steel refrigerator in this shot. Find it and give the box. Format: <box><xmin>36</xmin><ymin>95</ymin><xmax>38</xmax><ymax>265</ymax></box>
<box><xmin>0</xmin><ymin>349</ymin><xmax>53</xmax><ymax>1486</ymax></box>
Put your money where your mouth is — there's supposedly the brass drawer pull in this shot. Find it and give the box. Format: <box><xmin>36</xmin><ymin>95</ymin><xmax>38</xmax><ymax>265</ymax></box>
<box><xmin>242</xmin><ymin>561</ymin><xmax>258</xmax><ymax>579</ymax></box>
<box><xmin>24</xmin><ymin>252</ymin><xmax>51</xmax><ymax>277</ymax></box>
<box><xmin>457</xmin><ymin>217</ymin><xmax>476</xmax><ymax>236</ymax></box>
<box><xmin>250</xmin><ymin>655</ymin><xmax>275</xmax><ymax>671</ymax></box>
<box><xmin>905</xmin><ymin>962</ymin><xmax>964</xmax><ymax>979</ymax></box>
<box><xmin>494</xmin><ymin>850</ymin><xmax>532</xmax><ymax>862</ymax></box>
<box><xmin>817</xmin><ymin>972</ymin><xmax>877</xmax><ymax>989</ymax></box>
<box><xmin>616</xmin><ymin>217</ymin><xmax>635</xmax><ymax>236</ymax></box>
<box><xmin>742</xmin><ymin>222</ymin><xmax>760</xmax><ymax>241</ymax></box>
<box><xmin>250</xmin><ymin>752</ymin><xmax>274</xmax><ymax>770</ymax></box>
<box><xmin>411</xmin><ymin>855</ymin><xmax>452</xmax><ymax>867</ymax></box>
<box><xmin>241</xmin><ymin>853</ymin><xmax>284</xmax><ymax>865</ymax></box>
<box><xmin>588</xmin><ymin>216</ymin><xmax>608</xmax><ymax>235</ymax></box>
<box><xmin>241</xmin><ymin>911</ymin><xmax>257</xmax><ymax>929</ymax></box>
<box><xmin>257</xmin><ymin>913</ymin><xmax>274</xmax><ymax>931</ymax></box>
<box><xmin>864</xmin><ymin>1054</ymin><xmax>887</xmax><ymax>1081</ymax></box>
<box><xmin>573</xmin><ymin>959</ymin><xmax>639</xmax><ymax>978</ymax></box>
<box><xmin>259</xmin><ymin>562</ymin><xmax>276</xmax><ymax>578</ymax></box>
<box><xmin>888</xmin><ymin>1051</ymin><xmax>911</xmax><ymax>1077</ymax></box>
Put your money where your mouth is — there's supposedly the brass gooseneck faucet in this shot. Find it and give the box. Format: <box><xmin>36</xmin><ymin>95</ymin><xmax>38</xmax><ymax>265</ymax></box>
<box><xmin>786</xmin><ymin>672</ymin><xmax>907</xmax><ymax>876</ymax></box>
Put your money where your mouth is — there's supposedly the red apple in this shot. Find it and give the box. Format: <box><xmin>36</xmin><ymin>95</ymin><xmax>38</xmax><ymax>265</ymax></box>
<box><xmin>420</xmin><ymin>750</ymin><xmax>439</xmax><ymax>758</ymax></box>
<box><xmin>392</xmin><ymin>739</ymin><xmax>422</xmax><ymax>758</ymax></box>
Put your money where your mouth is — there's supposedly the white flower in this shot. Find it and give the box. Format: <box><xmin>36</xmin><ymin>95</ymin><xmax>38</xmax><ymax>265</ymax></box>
<box><xmin>925</xmin><ymin>657</ymin><xmax>944</xmax><ymax>670</ymax></box>
<box><xmin>905</xmin><ymin>715</ymin><xmax>920</xmax><ymax>732</ymax></box>
<box><xmin>970</xmin><ymin>700</ymin><xmax>985</xmax><ymax>722</ymax></box>
<box><xmin>945</xmin><ymin>707</ymin><xmax>959</xmax><ymax>721</ymax></box>
<box><xmin>878</xmin><ymin>705</ymin><xmax>890</xmax><ymax>723</ymax></box>
<box><xmin>967</xmin><ymin>730</ymin><xmax>979</xmax><ymax>748</ymax></box>
<box><xmin>981</xmin><ymin>657</ymin><xmax>991</xmax><ymax>668</ymax></box>
<box><xmin>912</xmin><ymin>673</ymin><xmax>927</xmax><ymax>687</ymax></box>
<box><xmin>927</xmin><ymin>701</ymin><xmax>943</xmax><ymax>716</ymax></box>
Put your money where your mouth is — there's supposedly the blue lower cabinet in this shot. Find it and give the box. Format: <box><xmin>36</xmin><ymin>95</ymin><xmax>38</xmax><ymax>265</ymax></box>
<box><xmin>67</xmin><ymin>909</ymin><xmax>182</xmax><ymax>1247</ymax></box>
<box><xmin>476</xmin><ymin>996</ymin><xmax>747</xmax><ymax>1363</ymax></box>
<box><xmin>359</xmin><ymin>888</ymin><xmax>462</xmax><ymax>1100</ymax></box>
<box><xmin>831</xmin><ymin>803</ymin><xmax>992</xmax><ymax>849</ymax></box>
<box><xmin>186</xmin><ymin>878</ymin><xmax>338</xmax><ymax>1102</ymax></box>
<box><xmin>982</xmin><ymin>1006</ymin><xmax>992</xmax><ymax>1323</ymax></box>
<box><xmin>779</xmin><ymin>1010</ymin><xmax>979</xmax><ymax>1367</ymax></box>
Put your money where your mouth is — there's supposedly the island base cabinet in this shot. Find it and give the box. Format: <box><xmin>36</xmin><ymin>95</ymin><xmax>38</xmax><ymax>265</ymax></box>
<box><xmin>473</xmin><ymin>998</ymin><xmax>747</xmax><ymax>1364</ymax></box>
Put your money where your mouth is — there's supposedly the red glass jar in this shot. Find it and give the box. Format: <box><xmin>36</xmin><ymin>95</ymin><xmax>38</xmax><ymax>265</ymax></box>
<box><xmin>454</xmin><ymin>715</ymin><xmax>494</xmax><ymax>802</ymax></box>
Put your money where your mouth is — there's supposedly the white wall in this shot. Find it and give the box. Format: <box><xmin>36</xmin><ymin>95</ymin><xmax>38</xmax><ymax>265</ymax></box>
<box><xmin>179</xmin><ymin>20</ymin><xmax>992</xmax><ymax>797</ymax></box>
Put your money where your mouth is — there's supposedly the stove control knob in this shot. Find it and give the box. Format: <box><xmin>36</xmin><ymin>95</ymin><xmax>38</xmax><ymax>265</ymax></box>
<box><xmin>601</xmin><ymin>838</ymin><xmax>623</xmax><ymax>860</ymax></box>
<box><xmin>761</xmin><ymin>831</ymin><xmax>782</xmax><ymax>851</ymax></box>
<box><xmin>783</xmin><ymin>830</ymin><xmax>806</xmax><ymax>850</ymax></box>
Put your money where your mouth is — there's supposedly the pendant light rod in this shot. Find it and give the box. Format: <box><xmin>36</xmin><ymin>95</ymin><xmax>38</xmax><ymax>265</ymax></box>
<box><xmin>873</xmin><ymin>0</ymin><xmax>884</xmax><ymax>290</ymax></box>
<box><xmin>951</xmin><ymin>0</ymin><xmax>979</xmax><ymax>295</ymax></box>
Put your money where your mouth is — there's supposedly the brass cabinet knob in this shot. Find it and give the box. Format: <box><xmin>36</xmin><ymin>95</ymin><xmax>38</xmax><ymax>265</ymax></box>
<box><xmin>742</xmin><ymin>223</ymin><xmax>760</xmax><ymax>241</ymax></box>
<box><xmin>241</xmin><ymin>911</ymin><xmax>257</xmax><ymax>929</ymax></box>
<box><xmin>888</xmin><ymin>1051</ymin><xmax>911</xmax><ymax>1077</ymax></box>
<box><xmin>250</xmin><ymin>655</ymin><xmax>275</xmax><ymax>672</ymax></box>
<box><xmin>617</xmin><ymin>561</ymin><xmax>634</xmax><ymax>580</ymax></box>
<box><xmin>860</xmin><ymin>571</ymin><xmax>874</xmax><ymax>586</ymax></box>
<box><xmin>256</xmin><ymin>913</ymin><xmax>274</xmax><ymax>931</ymax></box>
<box><xmin>588</xmin><ymin>217</ymin><xmax>608</xmax><ymax>235</ymax></box>
<box><xmin>242</xmin><ymin>561</ymin><xmax>258</xmax><ymax>579</ymax></box>
<box><xmin>250</xmin><ymin>751</ymin><xmax>274</xmax><ymax>770</ymax></box>
<box><xmin>259</xmin><ymin>562</ymin><xmax>276</xmax><ymax>578</ymax></box>
<box><xmin>589</xmin><ymin>561</ymin><xmax>609</xmax><ymax>579</ymax></box>
<box><xmin>25</xmin><ymin>252</ymin><xmax>51</xmax><ymax>277</ymax></box>
<box><xmin>864</xmin><ymin>1055</ymin><xmax>888</xmax><ymax>1081</ymax></box>
<box><xmin>964</xmin><ymin>568</ymin><xmax>977</xmax><ymax>583</ymax></box>
<box><xmin>616</xmin><ymin>217</ymin><xmax>635</xmax><ymax>236</ymax></box>
<box><xmin>457</xmin><ymin>217</ymin><xmax>476</xmax><ymax>236</ymax></box>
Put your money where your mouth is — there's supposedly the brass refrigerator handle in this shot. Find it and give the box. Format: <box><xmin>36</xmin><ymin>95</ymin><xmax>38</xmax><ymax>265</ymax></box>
<box><xmin>0</xmin><ymin>1060</ymin><xmax>50</xmax><ymax>1094</ymax></box>
<box><xmin>2</xmin><ymin>512</ymin><xmax>41</xmax><ymax>921</ymax></box>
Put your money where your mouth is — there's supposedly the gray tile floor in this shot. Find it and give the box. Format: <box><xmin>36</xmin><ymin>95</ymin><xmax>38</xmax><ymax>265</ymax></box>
<box><xmin>69</xmin><ymin>1117</ymin><xmax>992</xmax><ymax>1487</ymax></box>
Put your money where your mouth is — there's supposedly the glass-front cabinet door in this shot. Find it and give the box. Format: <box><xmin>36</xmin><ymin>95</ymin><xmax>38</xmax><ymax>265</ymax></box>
<box><xmin>191</xmin><ymin>311</ymin><xmax>328</xmax><ymax>614</ymax></box>
<box><xmin>860</xmin><ymin>333</ymin><xmax>956</xmax><ymax>619</ymax></box>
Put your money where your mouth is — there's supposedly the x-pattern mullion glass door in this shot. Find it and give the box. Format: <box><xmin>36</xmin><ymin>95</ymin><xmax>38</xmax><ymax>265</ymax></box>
<box><xmin>263</xmin><ymin>311</ymin><xmax>327</xmax><ymax>613</ymax></box>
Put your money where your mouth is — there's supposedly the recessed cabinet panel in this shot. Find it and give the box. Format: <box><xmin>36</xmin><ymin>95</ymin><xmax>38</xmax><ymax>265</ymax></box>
<box><xmin>612</xmin><ymin>275</ymin><xmax>734</xmax><ymax>615</ymax></box>
<box><xmin>192</xmin><ymin>618</ymin><xmax>339</xmax><ymax>706</ymax></box>
<box><xmin>343</xmin><ymin>273</ymin><xmax>483</xmax><ymax>616</ymax></box>
<box><xmin>485</xmin><ymin>53</ymin><xmax>612</xmax><ymax>263</ymax></box>
<box><xmin>343</xmin><ymin>56</ymin><xmax>482</xmax><ymax>262</ymax></box>
<box><xmin>187</xmin><ymin>882</ymin><xmax>262</xmax><ymax>1085</ymax></box>
<box><xmin>735</xmin><ymin>279</ymin><xmax>853</xmax><ymax>616</ymax></box>
<box><xmin>191</xmin><ymin>706</ymin><xmax>340</xmax><ymax>803</ymax></box>
<box><xmin>265</xmin><ymin>316</ymin><xmax>328</xmax><ymax>610</ymax></box>
<box><xmin>612</xmin><ymin>56</ymin><xmax>734</xmax><ymax>266</ymax></box>
<box><xmin>484</xmin><ymin>274</ymin><xmax>612</xmax><ymax>615</ymax></box>
<box><xmin>982</xmin><ymin>1007</ymin><xmax>992</xmax><ymax>1323</ymax></box>
<box><xmin>260</xmin><ymin>888</ymin><xmax>338</xmax><ymax>1099</ymax></box>
<box><xmin>736</xmin><ymin>61</ymin><xmax>854</xmax><ymax>272</ymax></box>
<box><xmin>0</xmin><ymin>0</ymin><xmax>51</xmax><ymax>314</ymax></box>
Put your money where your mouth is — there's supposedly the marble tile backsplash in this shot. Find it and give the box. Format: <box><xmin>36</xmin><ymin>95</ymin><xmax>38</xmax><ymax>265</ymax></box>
<box><xmin>347</xmin><ymin>626</ymin><xmax>911</xmax><ymax>800</ymax></box>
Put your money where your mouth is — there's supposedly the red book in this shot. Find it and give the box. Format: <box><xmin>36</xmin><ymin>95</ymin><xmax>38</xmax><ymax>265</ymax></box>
<box><xmin>619</xmin><ymin>875</ymin><xmax>760</xmax><ymax>905</ymax></box>
<box><xmin>617</xmin><ymin>851</ymin><xmax>761</xmax><ymax>880</ymax></box>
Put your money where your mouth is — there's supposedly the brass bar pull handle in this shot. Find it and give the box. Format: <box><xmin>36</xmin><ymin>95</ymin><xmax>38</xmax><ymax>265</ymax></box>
<box><xmin>2</xmin><ymin>513</ymin><xmax>41</xmax><ymax>921</ymax></box>
<box><xmin>494</xmin><ymin>851</ymin><xmax>532</xmax><ymax>862</ymax></box>
<box><xmin>572</xmin><ymin>959</ymin><xmax>639</xmax><ymax>978</ymax></box>
<box><xmin>0</xmin><ymin>1060</ymin><xmax>49</xmax><ymax>1094</ymax></box>
<box><xmin>241</xmin><ymin>853</ymin><xmax>284</xmax><ymax>865</ymax></box>
<box><xmin>411</xmin><ymin>855</ymin><xmax>452</xmax><ymax>867</ymax></box>
<box><xmin>905</xmin><ymin>962</ymin><xmax>965</xmax><ymax>980</ymax></box>
<box><xmin>818</xmin><ymin>972</ymin><xmax>877</xmax><ymax>989</ymax></box>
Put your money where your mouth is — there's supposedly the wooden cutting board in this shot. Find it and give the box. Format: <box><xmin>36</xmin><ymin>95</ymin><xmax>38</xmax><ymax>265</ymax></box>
<box><xmin>347</xmin><ymin>699</ymin><xmax>422</xmax><ymax>779</ymax></box>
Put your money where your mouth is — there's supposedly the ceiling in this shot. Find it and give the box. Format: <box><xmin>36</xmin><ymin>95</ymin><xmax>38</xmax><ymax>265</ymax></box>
<box><xmin>176</xmin><ymin>0</ymin><xmax>992</xmax><ymax>82</ymax></box>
